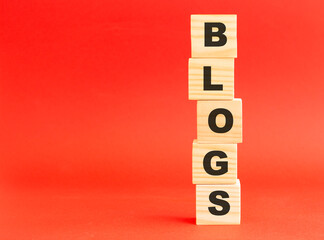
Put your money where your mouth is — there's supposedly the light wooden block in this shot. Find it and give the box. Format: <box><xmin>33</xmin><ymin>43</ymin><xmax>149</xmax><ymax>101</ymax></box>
<box><xmin>196</xmin><ymin>180</ymin><xmax>241</xmax><ymax>225</ymax></box>
<box><xmin>188</xmin><ymin>58</ymin><xmax>234</xmax><ymax>100</ymax></box>
<box><xmin>197</xmin><ymin>99</ymin><xmax>242</xmax><ymax>143</ymax></box>
<box><xmin>191</xmin><ymin>14</ymin><xmax>237</xmax><ymax>58</ymax></box>
<box><xmin>193</xmin><ymin>141</ymin><xmax>237</xmax><ymax>184</ymax></box>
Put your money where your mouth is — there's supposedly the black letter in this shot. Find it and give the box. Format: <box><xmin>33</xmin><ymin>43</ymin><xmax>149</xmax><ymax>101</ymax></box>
<box><xmin>203</xmin><ymin>151</ymin><xmax>228</xmax><ymax>175</ymax></box>
<box><xmin>208</xmin><ymin>191</ymin><xmax>230</xmax><ymax>215</ymax></box>
<box><xmin>208</xmin><ymin>108</ymin><xmax>233</xmax><ymax>133</ymax></box>
<box><xmin>205</xmin><ymin>22</ymin><xmax>227</xmax><ymax>47</ymax></box>
<box><xmin>203</xmin><ymin>66</ymin><xmax>223</xmax><ymax>91</ymax></box>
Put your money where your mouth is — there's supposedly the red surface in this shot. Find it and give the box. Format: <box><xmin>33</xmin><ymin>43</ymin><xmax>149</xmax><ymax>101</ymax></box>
<box><xmin>0</xmin><ymin>0</ymin><xmax>324</xmax><ymax>239</ymax></box>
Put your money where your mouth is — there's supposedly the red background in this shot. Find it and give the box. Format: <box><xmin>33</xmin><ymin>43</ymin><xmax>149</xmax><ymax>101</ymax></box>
<box><xmin>0</xmin><ymin>0</ymin><xmax>324</xmax><ymax>239</ymax></box>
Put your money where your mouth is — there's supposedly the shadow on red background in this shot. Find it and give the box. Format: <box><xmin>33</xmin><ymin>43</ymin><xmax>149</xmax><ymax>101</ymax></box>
<box><xmin>0</xmin><ymin>0</ymin><xmax>323</xmax><ymax>239</ymax></box>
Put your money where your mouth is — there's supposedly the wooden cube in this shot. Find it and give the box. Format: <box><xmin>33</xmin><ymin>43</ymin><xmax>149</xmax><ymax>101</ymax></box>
<box><xmin>191</xmin><ymin>14</ymin><xmax>237</xmax><ymax>58</ymax></box>
<box><xmin>193</xmin><ymin>141</ymin><xmax>237</xmax><ymax>184</ymax></box>
<box><xmin>188</xmin><ymin>58</ymin><xmax>234</xmax><ymax>100</ymax></box>
<box><xmin>197</xmin><ymin>99</ymin><xmax>242</xmax><ymax>143</ymax></box>
<box><xmin>196</xmin><ymin>180</ymin><xmax>241</xmax><ymax>225</ymax></box>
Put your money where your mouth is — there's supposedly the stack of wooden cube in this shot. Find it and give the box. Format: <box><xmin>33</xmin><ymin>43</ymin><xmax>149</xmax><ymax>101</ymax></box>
<box><xmin>189</xmin><ymin>14</ymin><xmax>242</xmax><ymax>225</ymax></box>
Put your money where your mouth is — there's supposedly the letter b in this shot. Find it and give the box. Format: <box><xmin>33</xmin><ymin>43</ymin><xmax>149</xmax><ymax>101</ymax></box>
<box><xmin>205</xmin><ymin>22</ymin><xmax>227</xmax><ymax>47</ymax></box>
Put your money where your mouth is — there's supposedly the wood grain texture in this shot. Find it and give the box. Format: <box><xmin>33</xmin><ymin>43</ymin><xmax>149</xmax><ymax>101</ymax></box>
<box><xmin>192</xmin><ymin>141</ymin><xmax>237</xmax><ymax>184</ymax></box>
<box><xmin>191</xmin><ymin>14</ymin><xmax>237</xmax><ymax>58</ymax></box>
<box><xmin>188</xmin><ymin>58</ymin><xmax>234</xmax><ymax>100</ymax></box>
<box><xmin>197</xmin><ymin>99</ymin><xmax>242</xmax><ymax>143</ymax></box>
<box><xmin>196</xmin><ymin>180</ymin><xmax>240</xmax><ymax>225</ymax></box>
